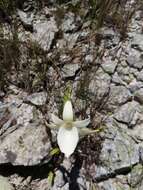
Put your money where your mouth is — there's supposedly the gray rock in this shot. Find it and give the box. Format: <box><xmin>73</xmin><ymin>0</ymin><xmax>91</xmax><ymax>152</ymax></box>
<box><xmin>85</xmin><ymin>54</ymin><xmax>94</xmax><ymax>64</ymax></box>
<box><xmin>36</xmin><ymin>178</ymin><xmax>50</xmax><ymax>190</ymax></box>
<box><xmin>99</xmin><ymin>27</ymin><xmax>116</xmax><ymax>37</ymax></box>
<box><xmin>128</xmin><ymin>164</ymin><xmax>143</xmax><ymax>188</ymax></box>
<box><xmin>130</xmin><ymin>124</ymin><xmax>143</xmax><ymax>142</ymax></box>
<box><xmin>134</xmin><ymin>88</ymin><xmax>143</xmax><ymax>104</ymax></box>
<box><xmin>0</xmin><ymin>176</ymin><xmax>13</xmax><ymax>190</ymax></box>
<box><xmin>33</xmin><ymin>17</ymin><xmax>58</xmax><ymax>51</ymax></box>
<box><xmin>101</xmin><ymin>134</ymin><xmax>139</xmax><ymax>171</ymax></box>
<box><xmin>89</xmin><ymin>119</ymin><xmax>139</xmax><ymax>181</ymax></box>
<box><xmin>98</xmin><ymin>176</ymin><xmax>130</xmax><ymax>190</ymax></box>
<box><xmin>0</xmin><ymin>104</ymin><xmax>9</xmax><ymax>121</ymax></box>
<box><xmin>63</xmin><ymin>33</ymin><xmax>79</xmax><ymax>49</ymax></box>
<box><xmin>103</xmin><ymin>120</ymin><xmax>139</xmax><ymax>166</ymax></box>
<box><xmin>9</xmin><ymin>174</ymin><xmax>29</xmax><ymax>189</ymax></box>
<box><xmin>57</xmin><ymin>32</ymin><xmax>79</xmax><ymax>50</ymax></box>
<box><xmin>113</xmin><ymin>101</ymin><xmax>140</xmax><ymax>127</ymax></box>
<box><xmin>128</xmin><ymin>79</ymin><xmax>143</xmax><ymax>92</ymax></box>
<box><xmin>139</xmin><ymin>145</ymin><xmax>143</xmax><ymax>162</ymax></box>
<box><xmin>129</xmin><ymin>67</ymin><xmax>139</xmax><ymax>77</ymax></box>
<box><xmin>101</xmin><ymin>59</ymin><xmax>117</xmax><ymax>74</ymax></box>
<box><xmin>107</xmin><ymin>85</ymin><xmax>132</xmax><ymax>109</ymax></box>
<box><xmin>25</xmin><ymin>92</ymin><xmax>47</xmax><ymax>106</ymax></box>
<box><xmin>98</xmin><ymin>179</ymin><xmax>117</xmax><ymax>190</ymax></box>
<box><xmin>137</xmin><ymin>70</ymin><xmax>143</xmax><ymax>81</ymax></box>
<box><xmin>98</xmin><ymin>27</ymin><xmax>120</xmax><ymax>46</ymax></box>
<box><xmin>11</xmin><ymin>103</ymin><xmax>43</xmax><ymax>127</ymax></box>
<box><xmin>62</xmin><ymin>12</ymin><xmax>81</xmax><ymax>33</ymax></box>
<box><xmin>62</xmin><ymin>63</ymin><xmax>80</xmax><ymax>78</ymax></box>
<box><xmin>17</xmin><ymin>9</ymin><xmax>34</xmax><ymax>26</ymax></box>
<box><xmin>117</xmin><ymin>64</ymin><xmax>129</xmax><ymax>75</ymax></box>
<box><xmin>0</xmin><ymin>90</ymin><xmax>5</xmax><ymax>97</ymax></box>
<box><xmin>59</xmin><ymin>54</ymin><xmax>72</xmax><ymax>64</ymax></box>
<box><xmin>0</xmin><ymin>102</ymin><xmax>51</xmax><ymax>166</ymax></box>
<box><xmin>127</xmin><ymin>54</ymin><xmax>143</xmax><ymax>69</ymax></box>
<box><xmin>120</xmin><ymin>74</ymin><xmax>134</xmax><ymax>84</ymax></box>
<box><xmin>76</xmin><ymin>176</ymin><xmax>88</xmax><ymax>190</ymax></box>
<box><xmin>90</xmin><ymin>165</ymin><xmax>111</xmax><ymax>180</ymax></box>
<box><xmin>50</xmin><ymin>158</ymin><xmax>72</xmax><ymax>189</ymax></box>
<box><xmin>0</xmin><ymin>122</ymin><xmax>51</xmax><ymax>166</ymax></box>
<box><xmin>88</xmin><ymin>68</ymin><xmax>111</xmax><ymax>101</ymax></box>
<box><xmin>51</xmin><ymin>170</ymin><xmax>67</xmax><ymax>190</ymax></box>
<box><xmin>132</xmin><ymin>34</ymin><xmax>143</xmax><ymax>51</ymax></box>
<box><xmin>112</xmin><ymin>72</ymin><xmax>126</xmax><ymax>85</ymax></box>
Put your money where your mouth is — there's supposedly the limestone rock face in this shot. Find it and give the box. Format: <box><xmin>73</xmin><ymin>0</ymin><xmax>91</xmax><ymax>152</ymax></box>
<box><xmin>1</xmin><ymin>1</ymin><xmax>143</xmax><ymax>190</ymax></box>
<box><xmin>33</xmin><ymin>17</ymin><xmax>58</xmax><ymax>51</ymax></box>
<box><xmin>107</xmin><ymin>85</ymin><xmax>132</xmax><ymax>109</ymax></box>
<box><xmin>0</xmin><ymin>96</ymin><xmax>51</xmax><ymax>166</ymax></box>
<box><xmin>86</xmin><ymin>119</ymin><xmax>140</xmax><ymax>181</ymax></box>
<box><xmin>0</xmin><ymin>122</ymin><xmax>51</xmax><ymax>166</ymax></box>
<box><xmin>88</xmin><ymin>68</ymin><xmax>111</xmax><ymax>102</ymax></box>
<box><xmin>24</xmin><ymin>92</ymin><xmax>48</xmax><ymax>106</ymax></box>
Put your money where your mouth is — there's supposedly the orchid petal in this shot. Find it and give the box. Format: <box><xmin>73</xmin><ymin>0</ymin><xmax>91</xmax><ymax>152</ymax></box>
<box><xmin>47</xmin><ymin>123</ymin><xmax>59</xmax><ymax>130</ymax></box>
<box><xmin>63</xmin><ymin>100</ymin><xmax>73</xmax><ymax>121</ymax></box>
<box><xmin>57</xmin><ymin>126</ymin><xmax>79</xmax><ymax>157</ymax></box>
<box><xmin>51</xmin><ymin>114</ymin><xmax>64</xmax><ymax>125</ymax></box>
<box><xmin>78</xmin><ymin>128</ymin><xmax>100</xmax><ymax>137</ymax></box>
<box><xmin>73</xmin><ymin>118</ymin><xmax>90</xmax><ymax>128</ymax></box>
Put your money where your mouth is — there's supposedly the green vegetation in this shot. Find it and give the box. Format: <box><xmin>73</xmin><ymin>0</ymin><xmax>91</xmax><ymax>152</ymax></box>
<box><xmin>0</xmin><ymin>34</ymin><xmax>51</xmax><ymax>92</ymax></box>
<box><xmin>21</xmin><ymin>41</ymin><xmax>50</xmax><ymax>92</ymax></box>
<box><xmin>0</xmin><ymin>0</ymin><xmax>16</xmax><ymax>20</ymax></box>
<box><xmin>89</xmin><ymin>0</ymin><xmax>114</xmax><ymax>28</ymax></box>
<box><xmin>0</xmin><ymin>32</ymin><xmax>20</xmax><ymax>90</ymax></box>
<box><xmin>63</xmin><ymin>85</ymin><xmax>72</xmax><ymax>103</ymax></box>
<box><xmin>88</xmin><ymin>0</ymin><xmax>139</xmax><ymax>38</ymax></box>
<box><xmin>47</xmin><ymin>171</ymin><xmax>55</xmax><ymax>188</ymax></box>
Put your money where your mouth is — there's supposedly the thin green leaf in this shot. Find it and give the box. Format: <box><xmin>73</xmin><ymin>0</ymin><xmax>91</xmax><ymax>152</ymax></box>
<box><xmin>50</xmin><ymin>148</ymin><xmax>60</xmax><ymax>156</ymax></box>
<box><xmin>63</xmin><ymin>85</ymin><xmax>72</xmax><ymax>103</ymax></box>
<box><xmin>47</xmin><ymin>171</ymin><xmax>54</xmax><ymax>187</ymax></box>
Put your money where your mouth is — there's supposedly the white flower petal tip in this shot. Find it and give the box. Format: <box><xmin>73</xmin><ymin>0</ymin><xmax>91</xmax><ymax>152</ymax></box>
<box><xmin>73</xmin><ymin>118</ymin><xmax>90</xmax><ymax>128</ymax></box>
<box><xmin>63</xmin><ymin>100</ymin><xmax>73</xmax><ymax>121</ymax></box>
<box><xmin>51</xmin><ymin>114</ymin><xmax>63</xmax><ymax>125</ymax></box>
<box><xmin>57</xmin><ymin>126</ymin><xmax>79</xmax><ymax>158</ymax></box>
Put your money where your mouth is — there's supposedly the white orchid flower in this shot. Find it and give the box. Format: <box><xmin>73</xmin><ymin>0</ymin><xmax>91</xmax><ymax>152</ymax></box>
<box><xmin>48</xmin><ymin>100</ymin><xmax>97</xmax><ymax>158</ymax></box>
